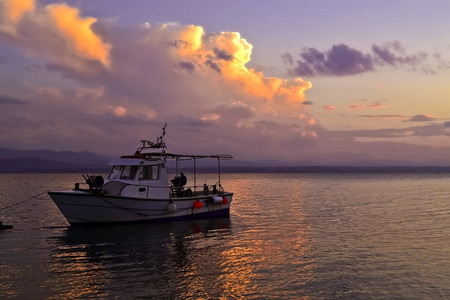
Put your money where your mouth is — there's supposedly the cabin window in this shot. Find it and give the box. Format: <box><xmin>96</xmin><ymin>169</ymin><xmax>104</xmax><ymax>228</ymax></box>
<box><xmin>120</xmin><ymin>165</ymin><xmax>139</xmax><ymax>180</ymax></box>
<box><xmin>138</xmin><ymin>165</ymin><xmax>159</xmax><ymax>181</ymax></box>
<box><xmin>108</xmin><ymin>165</ymin><xmax>122</xmax><ymax>180</ymax></box>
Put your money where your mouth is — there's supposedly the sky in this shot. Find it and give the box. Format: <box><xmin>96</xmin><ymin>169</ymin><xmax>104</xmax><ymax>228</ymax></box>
<box><xmin>1</xmin><ymin>0</ymin><xmax>450</xmax><ymax>165</ymax></box>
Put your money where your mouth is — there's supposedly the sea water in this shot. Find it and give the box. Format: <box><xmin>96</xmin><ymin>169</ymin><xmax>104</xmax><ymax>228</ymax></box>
<box><xmin>0</xmin><ymin>172</ymin><xmax>449</xmax><ymax>299</ymax></box>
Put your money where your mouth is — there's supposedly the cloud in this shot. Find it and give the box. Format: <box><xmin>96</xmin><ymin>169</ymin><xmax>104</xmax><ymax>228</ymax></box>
<box><xmin>174</xmin><ymin>27</ymin><xmax>313</xmax><ymax>104</ymax></box>
<box><xmin>444</xmin><ymin>121</ymin><xmax>450</xmax><ymax>128</ymax></box>
<box><xmin>205</xmin><ymin>59</ymin><xmax>221</xmax><ymax>73</ymax></box>
<box><xmin>322</xmin><ymin>105</ymin><xmax>336</xmax><ymax>111</ymax></box>
<box><xmin>0</xmin><ymin>0</ymin><xmax>35</xmax><ymax>34</ymax></box>
<box><xmin>349</xmin><ymin>101</ymin><xmax>386</xmax><ymax>110</ymax></box>
<box><xmin>0</xmin><ymin>0</ymin><xmax>111</xmax><ymax>72</ymax></box>
<box><xmin>357</xmin><ymin>114</ymin><xmax>407</xmax><ymax>119</ymax></box>
<box><xmin>46</xmin><ymin>4</ymin><xmax>111</xmax><ymax>67</ymax></box>
<box><xmin>179</xmin><ymin>61</ymin><xmax>195</xmax><ymax>72</ymax></box>
<box><xmin>281</xmin><ymin>52</ymin><xmax>293</xmax><ymax>65</ymax></box>
<box><xmin>0</xmin><ymin>1</ymin><xmax>319</xmax><ymax>159</ymax></box>
<box><xmin>372</xmin><ymin>41</ymin><xmax>427</xmax><ymax>68</ymax></box>
<box><xmin>321</xmin><ymin>122</ymin><xmax>449</xmax><ymax>140</ymax></box>
<box><xmin>286</xmin><ymin>44</ymin><xmax>373</xmax><ymax>77</ymax></box>
<box><xmin>285</xmin><ymin>41</ymin><xmax>440</xmax><ymax>77</ymax></box>
<box><xmin>213</xmin><ymin>47</ymin><xmax>233</xmax><ymax>61</ymax></box>
<box><xmin>0</xmin><ymin>94</ymin><xmax>29</xmax><ymax>104</ymax></box>
<box><xmin>404</xmin><ymin>114</ymin><xmax>436</xmax><ymax>122</ymax></box>
<box><xmin>349</xmin><ymin>104</ymin><xmax>365</xmax><ymax>110</ymax></box>
<box><xmin>367</xmin><ymin>102</ymin><xmax>386</xmax><ymax>109</ymax></box>
<box><xmin>24</xmin><ymin>63</ymin><xmax>42</xmax><ymax>72</ymax></box>
<box><xmin>357</xmin><ymin>114</ymin><xmax>440</xmax><ymax>124</ymax></box>
<box><xmin>111</xmin><ymin>106</ymin><xmax>127</xmax><ymax>116</ymax></box>
<box><xmin>206</xmin><ymin>103</ymin><xmax>256</xmax><ymax>125</ymax></box>
<box><xmin>2</xmin><ymin>1</ymin><xmax>449</xmax><ymax>165</ymax></box>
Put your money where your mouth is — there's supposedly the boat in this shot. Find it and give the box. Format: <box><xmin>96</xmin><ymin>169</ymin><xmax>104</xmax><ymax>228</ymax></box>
<box><xmin>48</xmin><ymin>124</ymin><xmax>233</xmax><ymax>225</ymax></box>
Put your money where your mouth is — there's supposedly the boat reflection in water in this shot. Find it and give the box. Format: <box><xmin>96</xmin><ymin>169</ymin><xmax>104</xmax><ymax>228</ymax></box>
<box><xmin>45</xmin><ymin>218</ymin><xmax>256</xmax><ymax>299</ymax></box>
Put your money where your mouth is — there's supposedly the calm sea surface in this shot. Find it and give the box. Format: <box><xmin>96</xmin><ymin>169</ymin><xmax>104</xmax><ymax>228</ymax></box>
<box><xmin>1</xmin><ymin>172</ymin><xmax>450</xmax><ymax>299</ymax></box>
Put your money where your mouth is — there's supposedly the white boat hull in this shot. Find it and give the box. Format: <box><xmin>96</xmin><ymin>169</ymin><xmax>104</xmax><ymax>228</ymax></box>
<box><xmin>48</xmin><ymin>190</ymin><xmax>232</xmax><ymax>225</ymax></box>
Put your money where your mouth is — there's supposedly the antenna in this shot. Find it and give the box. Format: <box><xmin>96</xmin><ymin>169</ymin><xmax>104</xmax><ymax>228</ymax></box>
<box><xmin>135</xmin><ymin>124</ymin><xmax>168</xmax><ymax>154</ymax></box>
<box><xmin>157</xmin><ymin>123</ymin><xmax>167</xmax><ymax>145</ymax></box>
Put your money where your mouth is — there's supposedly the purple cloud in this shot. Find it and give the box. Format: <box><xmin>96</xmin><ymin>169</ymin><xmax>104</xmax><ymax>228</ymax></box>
<box><xmin>372</xmin><ymin>41</ymin><xmax>427</xmax><ymax>67</ymax></box>
<box><xmin>357</xmin><ymin>114</ymin><xmax>407</xmax><ymax>119</ymax></box>
<box><xmin>357</xmin><ymin>114</ymin><xmax>438</xmax><ymax>123</ymax></box>
<box><xmin>205</xmin><ymin>59</ymin><xmax>221</xmax><ymax>73</ymax></box>
<box><xmin>287</xmin><ymin>44</ymin><xmax>373</xmax><ymax>77</ymax></box>
<box><xmin>281</xmin><ymin>53</ymin><xmax>293</xmax><ymax>65</ymax></box>
<box><xmin>0</xmin><ymin>95</ymin><xmax>29</xmax><ymax>104</ymax></box>
<box><xmin>25</xmin><ymin>64</ymin><xmax>43</xmax><ymax>72</ymax></box>
<box><xmin>404</xmin><ymin>114</ymin><xmax>436</xmax><ymax>122</ymax></box>
<box><xmin>179</xmin><ymin>61</ymin><xmax>195</xmax><ymax>72</ymax></box>
<box><xmin>213</xmin><ymin>48</ymin><xmax>233</xmax><ymax>61</ymax></box>
<box><xmin>285</xmin><ymin>41</ymin><xmax>439</xmax><ymax>77</ymax></box>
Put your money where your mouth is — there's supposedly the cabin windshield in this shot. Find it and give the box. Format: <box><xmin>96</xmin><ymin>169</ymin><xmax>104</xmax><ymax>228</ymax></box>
<box><xmin>108</xmin><ymin>165</ymin><xmax>159</xmax><ymax>181</ymax></box>
<box><xmin>120</xmin><ymin>165</ymin><xmax>139</xmax><ymax>180</ymax></box>
<box><xmin>108</xmin><ymin>165</ymin><xmax>122</xmax><ymax>180</ymax></box>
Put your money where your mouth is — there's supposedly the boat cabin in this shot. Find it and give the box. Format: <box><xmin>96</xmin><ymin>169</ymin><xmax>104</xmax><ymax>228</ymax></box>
<box><xmin>100</xmin><ymin>158</ymin><xmax>170</xmax><ymax>199</ymax></box>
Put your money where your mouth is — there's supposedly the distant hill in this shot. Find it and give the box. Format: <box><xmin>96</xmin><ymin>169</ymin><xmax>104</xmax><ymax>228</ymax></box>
<box><xmin>166</xmin><ymin>159</ymin><xmax>450</xmax><ymax>173</ymax></box>
<box><xmin>1</xmin><ymin>148</ymin><xmax>450</xmax><ymax>173</ymax></box>
<box><xmin>0</xmin><ymin>148</ymin><xmax>109</xmax><ymax>165</ymax></box>
<box><xmin>218</xmin><ymin>165</ymin><xmax>450</xmax><ymax>173</ymax></box>
<box><xmin>0</xmin><ymin>148</ymin><xmax>110</xmax><ymax>172</ymax></box>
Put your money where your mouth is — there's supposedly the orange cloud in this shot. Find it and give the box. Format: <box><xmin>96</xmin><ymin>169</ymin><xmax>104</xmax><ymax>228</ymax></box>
<box><xmin>176</xmin><ymin>25</ymin><xmax>312</xmax><ymax>104</ymax></box>
<box><xmin>0</xmin><ymin>0</ymin><xmax>111</xmax><ymax>69</ymax></box>
<box><xmin>0</xmin><ymin>0</ymin><xmax>34</xmax><ymax>33</ymax></box>
<box><xmin>2</xmin><ymin>0</ymin><xmax>34</xmax><ymax>23</ymax></box>
<box><xmin>201</xmin><ymin>113</ymin><xmax>221</xmax><ymax>122</ymax></box>
<box><xmin>357</xmin><ymin>114</ymin><xmax>407</xmax><ymax>119</ymax></box>
<box><xmin>322</xmin><ymin>105</ymin><xmax>336</xmax><ymax>111</ymax></box>
<box><xmin>368</xmin><ymin>102</ymin><xmax>386</xmax><ymax>109</ymax></box>
<box><xmin>292</xmin><ymin>113</ymin><xmax>318</xmax><ymax>127</ymax></box>
<box><xmin>350</xmin><ymin>102</ymin><xmax>386</xmax><ymax>110</ymax></box>
<box><xmin>349</xmin><ymin>104</ymin><xmax>366</xmax><ymax>110</ymax></box>
<box><xmin>179</xmin><ymin>25</ymin><xmax>204</xmax><ymax>55</ymax></box>
<box><xmin>111</xmin><ymin>106</ymin><xmax>126</xmax><ymax>116</ymax></box>
<box><xmin>46</xmin><ymin>4</ymin><xmax>111</xmax><ymax>67</ymax></box>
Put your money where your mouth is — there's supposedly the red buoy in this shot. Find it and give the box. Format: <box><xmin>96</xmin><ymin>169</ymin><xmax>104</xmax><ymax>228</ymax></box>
<box><xmin>194</xmin><ymin>200</ymin><xmax>203</xmax><ymax>209</ymax></box>
<box><xmin>222</xmin><ymin>197</ymin><xmax>228</xmax><ymax>205</ymax></box>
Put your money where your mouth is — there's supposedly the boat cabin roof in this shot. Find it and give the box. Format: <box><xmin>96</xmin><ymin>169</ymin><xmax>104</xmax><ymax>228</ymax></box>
<box><xmin>110</xmin><ymin>152</ymin><xmax>232</xmax><ymax>166</ymax></box>
<box><xmin>108</xmin><ymin>158</ymin><xmax>165</xmax><ymax>166</ymax></box>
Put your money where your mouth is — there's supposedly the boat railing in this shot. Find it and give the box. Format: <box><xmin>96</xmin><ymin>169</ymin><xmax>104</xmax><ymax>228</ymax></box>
<box><xmin>170</xmin><ymin>182</ymin><xmax>225</xmax><ymax>198</ymax></box>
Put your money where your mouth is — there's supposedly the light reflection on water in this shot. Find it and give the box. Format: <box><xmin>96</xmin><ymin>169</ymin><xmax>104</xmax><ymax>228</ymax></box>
<box><xmin>46</xmin><ymin>219</ymin><xmax>237</xmax><ymax>299</ymax></box>
<box><xmin>1</xmin><ymin>173</ymin><xmax>450</xmax><ymax>299</ymax></box>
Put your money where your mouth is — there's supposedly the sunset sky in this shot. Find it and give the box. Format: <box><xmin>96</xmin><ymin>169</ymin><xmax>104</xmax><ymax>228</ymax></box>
<box><xmin>1</xmin><ymin>0</ymin><xmax>450</xmax><ymax>165</ymax></box>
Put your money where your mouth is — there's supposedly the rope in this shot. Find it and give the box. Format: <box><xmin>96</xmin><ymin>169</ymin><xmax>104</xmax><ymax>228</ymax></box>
<box><xmin>98</xmin><ymin>196</ymin><xmax>148</xmax><ymax>217</ymax></box>
<box><xmin>0</xmin><ymin>191</ymin><xmax>48</xmax><ymax>211</ymax></box>
<box><xmin>98</xmin><ymin>196</ymin><xmax>197</xmax><ymax>217</ymax></box>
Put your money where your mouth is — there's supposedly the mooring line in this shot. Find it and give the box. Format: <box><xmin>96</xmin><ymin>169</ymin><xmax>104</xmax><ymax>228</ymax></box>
<box><xmin>0</xmin><ymin>191</ymin><xmax>49</xmax><ymax>211</ymax></box>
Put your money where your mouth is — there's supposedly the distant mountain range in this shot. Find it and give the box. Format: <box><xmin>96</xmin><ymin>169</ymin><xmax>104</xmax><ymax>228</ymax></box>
<box><xmin>0</xmin><ymin>148</ymin><xmax>110</xmax><ymax>172</ymax></box>
<box><xmin>1</xmin><ymin>148</ymin><xmax>450</xmax><ymax>173</ymax></box>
